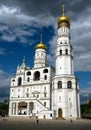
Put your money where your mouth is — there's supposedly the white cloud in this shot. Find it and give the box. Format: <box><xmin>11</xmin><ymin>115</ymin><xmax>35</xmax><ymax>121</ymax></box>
<box><xmin>0</xmin><ymin>5</ymin><xmax>34</xmax><ymax>26</ymax></box>
<box><xmin>2</xmin><ymin>34</ymin><xmax>16</xmax><ymax>42</ymax></box>
<box><xmin>80</xmin><ymin>80</ymin><xmax>91</xmax><ymax>95</ymax></box>
<box><xmin>71</xmin><ymin>15</ymin><xmax>91</xmax><ymax>71</ymax></box>
<box><xmin>80</xmin><ymin>87</ymin><xmax>91</xmax><ymax>95</ymax></box>
<box><xmin>88</xmin><ymin>81</ymin><xmax>91</xmax><ymax>85</ymax></box>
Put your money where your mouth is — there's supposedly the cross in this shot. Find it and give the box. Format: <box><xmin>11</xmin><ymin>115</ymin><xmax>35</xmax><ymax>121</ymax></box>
<box><xmin>62</xmin><ymin>4</ymin><xmax>65</xmax><ymax>15</ymax></box>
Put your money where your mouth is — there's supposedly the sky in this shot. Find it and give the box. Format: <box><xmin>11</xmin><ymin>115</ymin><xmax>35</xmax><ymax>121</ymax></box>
<box><xmin>0</xmin><ymin>0</ymin><xmax>91</xmax><ymax>104</ymax></box>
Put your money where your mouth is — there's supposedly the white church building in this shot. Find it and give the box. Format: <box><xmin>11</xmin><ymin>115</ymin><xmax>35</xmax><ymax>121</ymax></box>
<box><xmin>9</xmin><ymin>5</ymin><xmax>81</xmax><ymax>119</ymax></box>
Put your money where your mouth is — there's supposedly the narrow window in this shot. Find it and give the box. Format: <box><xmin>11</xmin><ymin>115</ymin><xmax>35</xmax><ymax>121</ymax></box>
<box><xmin>44</xmin><ymin>102</ymin><xmax>46</xmax><ymax>106</ymax></box>
<box><xmin>58</xmin><ymin>81</ymin><xmax>62</xmax><ymax>89</ymax></box>
<box><xmin>60</xmin><ymin>50</ymin><xmax>62</xmax><ymax>55</ymax></box>
<box><xmin>44</xmin><ymin>93</ymin><xmax>47</xmax><ymax>97</ymax></box>
<box><xmin>18</xmin><ymin>89</ymin><xmax>20</xmax><ymax>92</ymax></box>
<box><xmin>59</xmin><ymin>96</ymin><xmax>61</xmax><ymax>100</ymax></box>
<box><xmin>67</xmin><ymin>81</ymin><xmax>72</xmax><ymax>89</ymax></box>
<box><xmin>18</xmin><ymin>77</ymin><xmax>22</xmax><ymax>86</ymax></box>
<box><xmin>37</xmin><ymin>95</ymin><xmax>39</xmax><ymax>98</ymax></box>
<box><xmin>65</xmin><ymin>49</ymin><xmax>68</xmax><ymax>55</ymax></box>
<box><xmin>44</xmin><ymin>75</ymin><xmax>47</xmax><ymax>80</ymax></box>
<box><xmin>27</xmin><ymin>77</ymin><xmax>30</xmax><ymax>82</ymax></box>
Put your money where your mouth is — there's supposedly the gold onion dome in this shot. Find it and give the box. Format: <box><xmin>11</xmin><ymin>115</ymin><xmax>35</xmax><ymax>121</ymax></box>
<box><xmin>36</xmin><ymin>34</ymin><xmax>47</xmax><ymax>50</ymax></box>
<box><xmin>58</xmin><ymin>5</ymin><xmax>70</xmax><ymax>26</ymax></box>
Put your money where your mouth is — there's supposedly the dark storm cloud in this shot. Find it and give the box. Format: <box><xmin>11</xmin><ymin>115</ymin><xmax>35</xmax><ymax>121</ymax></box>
<box><xmin>0</xmin><ymin>0</ymin><xmax>62</xmax><ymax>17</ymax></box>
<box><xmin>0</xmin><ymin>0</ymin><xmax>90</xmax><ymax>21</ymax></box>
<box><xmin>0</xmin><ymin>86</ymin><xmax>9</xmax><ymax>98</ymax></box>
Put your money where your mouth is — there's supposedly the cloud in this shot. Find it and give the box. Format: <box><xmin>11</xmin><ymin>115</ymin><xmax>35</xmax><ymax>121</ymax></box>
<box><xmin>71</xmin><ymin>15</ymin><xmax>91</xmax><ymax>71</ymax></box>
<box><xmin>80</xmin><ymin>88</ymin><xmax>91</xmax><ymax>95</ymax></box>
<box><xmin>80</xmin><ymin>83</ymin><xmax>91</xmax><ymax>104</ymax></box>
<box><xmin>88</xmin><ymin>81</ymin><xmax>91</xmax><ymax>85</ymax></box>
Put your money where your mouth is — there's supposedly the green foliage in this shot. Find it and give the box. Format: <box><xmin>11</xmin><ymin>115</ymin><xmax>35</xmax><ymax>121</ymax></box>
<box><xmin>81</xmin><ymin>100</ymin><xmax>91</xmax><ymax>115</ymax></box>
<box><xmin>0</xmin><ymin>99</ymin><xmax>9</xmax><ymax>112</ymax></box>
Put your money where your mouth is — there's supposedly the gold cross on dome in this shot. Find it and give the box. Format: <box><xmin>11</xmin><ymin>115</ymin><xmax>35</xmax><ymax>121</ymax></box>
<box><xmin>40</xmin><ymin>34</ymin><xmax>42</xmax><ymax>43</ymax></box>
<box><xmin>62</xmin><ymin>4</ymin><xmax>65</xmax><ymax>15</ymax></box>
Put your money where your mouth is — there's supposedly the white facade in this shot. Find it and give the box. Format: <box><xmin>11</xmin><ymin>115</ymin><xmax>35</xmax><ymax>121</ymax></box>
<box><xmin>9</xmin><ymin>7</ymin><xmax>80</xmax><ymax>119</ymax></box>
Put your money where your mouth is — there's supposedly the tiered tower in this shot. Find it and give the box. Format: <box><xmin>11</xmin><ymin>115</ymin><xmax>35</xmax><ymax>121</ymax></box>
<box><xmin>52</xmin><ymin>5</ymin><xmax>80</xmax><ymax>119</ymax></box>
<box><xmin>56</xmin><ymin>5</ymin><xmax>74</xmax><ymax>75</ymax></box>
<box><xmin>34</xmin><ymin>34</ymin><xmax>48</xmax><ymax>68</ymax></box>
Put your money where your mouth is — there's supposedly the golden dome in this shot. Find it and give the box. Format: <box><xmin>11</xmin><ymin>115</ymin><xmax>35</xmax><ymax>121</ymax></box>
<box><xmin>35</xmin><ymin>34</ymin><xmax>47</xmax><ymax>50</ymax></box>
<box><xmin>58</xmin><ymin>5</ymin><xmax>70</xmax><ymax>25</ymax></box>
<box><xmin>36</xmin><ymin>42</ymin><xmax>47</xmax><ymax>50</ymax></box>
<box><xmin>58</xmin><ymin>15</ymin><xmax>70</xmax><ymax>24</ymax></box>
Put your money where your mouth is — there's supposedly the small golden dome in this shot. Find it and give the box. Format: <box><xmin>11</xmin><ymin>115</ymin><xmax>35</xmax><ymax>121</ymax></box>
<box><xmin>58</xmin><ymin>4</ymin><xmax>70</xmax><ymax>24</ymax></box>
<box><xmin>36</xmin><ymin>42</ymin><xmax>47</xmax><ymax>50</ymax></box>
<box><xmin>35</xmin><ymin>34</ymin><xmax>47</xmax><ymax>50</ymax></box>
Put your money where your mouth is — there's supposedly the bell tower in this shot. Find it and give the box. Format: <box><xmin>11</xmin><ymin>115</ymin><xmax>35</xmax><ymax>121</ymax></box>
<box><xmin>56</xmin><ymin>5</ymin><xmax>74</xmax><ymax>75</ymax></box>
<box><xmin>52</xmin><ymin>5</ymin><xmax>80</xmax><ymax>119</ymax></box>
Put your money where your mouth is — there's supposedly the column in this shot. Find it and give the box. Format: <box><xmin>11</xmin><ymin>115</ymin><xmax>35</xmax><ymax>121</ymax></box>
<box><xmin>9</xmin><ymin>102</ymin><xmax>12</xmax><ymax>116</ymax></box>
<box><xmin>77</xmin><ymin>91</ymin><xmax>81</xmax><ymax>118</ymax></box>
<box><xmin>27</xmin><ymin>102</ymin><xmax>30</xmax><ymax>116</ymax></box>
<box><xmin>16</xmin><ymin>102</ymin><xmax>18</xmax><ymax>115</ymax></box>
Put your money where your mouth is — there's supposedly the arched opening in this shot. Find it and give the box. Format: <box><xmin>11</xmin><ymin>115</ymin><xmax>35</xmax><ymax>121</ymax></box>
<box><xmin>58</xmin><ymin>108</ymin><xmax>62</xmax><ymax>118</ymax></box>
<box><xmin>29</xmin><ymin>102</ymin><xmax>34</xmax><ymax>114</ymax></box>
<box><xmin>43</xmin><ymin>115</ymin><xmax>46</xmax><ymax>119</ymax></box>
<box><xmin>65</xmin><ymin>49</ymin><xmax>68</xmax><ymax>55</ymax></box>
<box><xmin>34</xmin><ymin>71</ymin><xmax>40</xmax><ymax>81</ymax></box>
<box><xmin>12</xmin><ymin>102</ymin><xmax>16</xmax><ymax>115</ymax></box>
<box><xmin>18</xmin><ymin>77</ymin><xmax>22</xmax><ymax>86</ymax></box>
<box><xmin>58</xmin><ymin>81</ymin><xmax>62</xmax><ymax>89</ymax></box>
<box><xmin>27</xmin><ymin>71</ymin><xmax>31</xmax><ymax>76</ymax></box>
<box><xmin>67</xmin><ymin>81</ymin><xmax>72</xmax><ymax>89</ymax></box>
<box><xmin>43</xmin><ymin>69</ymin><xmax>48</xmax><ymax>73</ymax></box>
<box><xmin>60</xmin><ymin>50</ymin><xmax>62</xmax><ymax>55</ymax></box>
<box><xmin>12</xmin><ymin>79</ymin><xmax>15</xmax><ymax>82</ymax></box>
<box><xmin>18</xmin><ymin>102</ymin><xmax>27</xmax><ymax>115</ymax></box>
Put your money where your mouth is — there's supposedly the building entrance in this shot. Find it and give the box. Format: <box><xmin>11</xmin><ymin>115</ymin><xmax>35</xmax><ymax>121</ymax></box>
<box><xmin>58</xmin><ymin>108</ymin><xmax>62</xmax><ymax>118</ymax></box>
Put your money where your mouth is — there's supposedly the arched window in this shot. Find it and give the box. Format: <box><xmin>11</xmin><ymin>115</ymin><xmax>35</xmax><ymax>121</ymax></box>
<box><xmin>12</xmin><ymin>79</ymin><xmax>15</xmax><ymax>82</ymax></box>
<box><xmin>67</xmin><ymin>81</ymin><xmax>72</xmax><ymax>89</ymax></box>
<box><xmin>65</xmin><ymin>49</ymin><xmax>68</xmax><ymax>55</ymax></box>
<box><xmin>60</xmin><ymin>50</ymin><xmax>62</xmax><ymax>55</ymax></box>
<box><xmin>27</xmin><ymin>71</ymin><xmax>31</xmax><ymax>76</ymax></box>
<box><xmin>34</xmin><ymin>71</ymin><xmax>40</xmax><ymax>81</ymax></box>
<box><xmin>18</xmin><ymin>77</ymin><xmax>22</xmax><ymax>86</ymax></box>
<box><xmin>43</xmin><ymin>69</ymin><xmax>48</xmax><ymax>73</ymax></box>
<box><xmin>58</xmin><ymin>81</ymin><xmax>62</xmax><ymax>89</ymax></box>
